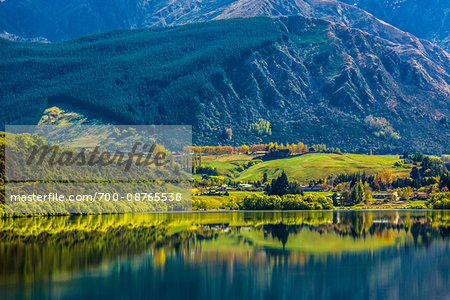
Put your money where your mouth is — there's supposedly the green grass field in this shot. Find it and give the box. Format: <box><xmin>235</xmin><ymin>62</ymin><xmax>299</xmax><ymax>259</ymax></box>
<box><xmin>199</xmin><ymin>154</ymin><xmax>258</xmax><ymax>178</ymax></box>
<box><xmin>198</xmin><ymin>153</ymin><xmax>410</xmax><ymax>184</ymax></box>
<box><xmin>237</xmin><ymin>153</ymin><xmax>408</xmax><ymax>183</ymax></box>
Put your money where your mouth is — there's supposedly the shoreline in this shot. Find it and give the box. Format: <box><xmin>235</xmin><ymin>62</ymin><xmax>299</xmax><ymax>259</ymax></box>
<box><xmin>1</xmin><ymin>207</ymin><xmax>445</xmax><ymax>219</ymax></box>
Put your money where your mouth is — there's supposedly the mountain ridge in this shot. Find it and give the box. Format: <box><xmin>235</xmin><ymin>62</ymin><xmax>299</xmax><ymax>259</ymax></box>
<box><xmin>0</xmin><ymin>0</ymin><xmax>448</xmax><ymax>52</ymax></box>
<box><xmin>1</xmin><ymin>16</ymin><xmax>449</xmax><ymax>153</ymax></box>
<box><xmin>339</xmin><ymin>0</ymin><xmax>449</xmax><ymax>52</ymax></box>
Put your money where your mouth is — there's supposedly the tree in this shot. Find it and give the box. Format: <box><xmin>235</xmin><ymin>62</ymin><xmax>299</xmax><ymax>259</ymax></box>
<box><xmin>364</xmin><ymin>189</ymin><xmax>372</xmax><ymax>205</ymax></box>
<box><xmin>410</xmin><ymin>167</ymin><xmax>422</xmax><ymax>187</ymax></box>
<box><xmin>402</xmin><ymin>151</ymin><xmax>409</xmax><ymax>159</ymax></box>
<box><xmin>269</xmin><ymin>171</ymin><xmax>289</xmax><ymax>196</ymax></box>
<box><xmin>225</xmin><ymin>128</ymin><xmax>232</xmax><ymax>140</ymax></box>
<box><xmin>420</xmin><ymin>157</ymin><xmax>446</xmax><ymax>177</ymax></box>
<box><xmin>341</xmin><ymin>190</ymin><xmax>352</xmax><ymax>206</ymax></box>
<box><xmin>439</xmin><ymin>173</ymin><xmax>450</xmax><ymax>190</ymax></box>
<box><xmin>262</xmin><ymin>172</ymin><xmax>268</xmax><ymax>184</ymax></box>
<box><xmin>250</xmin><ymin>119</ymin><xmax>271</xmax><ymax>135</ymax></box>
<box><xmin>350</xmin><ymin>181</ymin><xmax>364</xmax><ymax>205</ymax></box>
<box><xmin>374</xmin><ymin>171</ymin><xmax>393</xmax><ymax>190</ymax></box>
<box><xmin>412</xmin><ymin>152</ymin><xmax>424</xmax><ymax>163</ymax></box>
<box><xmin>241</xmin><ymin>144</ymin><xmax>249</xmax><ymax>154</ymax></box>
<box><xmin>331</xmin><ymin>193</ymin><xmax>340</xmax><ymax>206</ymax></box>
<box><xmin>265</xmin><ymin>171</ymin><xmax>302</xmax><ymax>196</ymax></box>
<box><xmin>287</xmin><ymin>181</ymin><xmax>304</xmax><ymax>195</ymax></box>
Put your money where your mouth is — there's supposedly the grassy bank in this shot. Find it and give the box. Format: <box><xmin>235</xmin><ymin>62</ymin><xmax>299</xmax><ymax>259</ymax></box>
<box><xmin>192</xmin><ymin>192</ymin><xmax>429</xmax><ymax>211</ymax></box>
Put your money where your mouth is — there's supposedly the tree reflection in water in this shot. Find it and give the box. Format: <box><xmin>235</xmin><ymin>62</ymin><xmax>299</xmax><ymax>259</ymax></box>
<box><xmin>0</xmin><ymin>211</ymin><xmax>448</xmax><ymax>299</ymax></box>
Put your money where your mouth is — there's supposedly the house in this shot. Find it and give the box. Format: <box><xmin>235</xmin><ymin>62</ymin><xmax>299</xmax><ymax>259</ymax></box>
<box><xmin>372</xmin><ymin>192</ymin><xmax>390</xmax><ymax>200</ymax></box>
<box><xmin>206</xmin><ymin>189</ymin><xmax>222</xmax><ymax>196</ymax></box>
<box><xmin>411</xmin><ymin>193</ymin><xmax>428</xmax><ymax>201</ymax></box>
<box><xmin>253</xmin><ymin>151</ymin><xmax>269</xmax><ymax>155</ymax></box>
<box><xmin>326</xmin><ymin>194</ymin><xmax>341</xmax><ymax>201</ymax></box>
<box><xmin>372</xmin><ymin>218</ymin><xmax>391</xmax><ymax>224</ymax></box>
<box><xmin>372</xmin><ymin>192</ymin><xmax>399</xmax><ymax>201</ymax></box>
<box><xmin>302</xmin><ymin>186</ymin><xmax>324</xmax><ymax>192</ymax></box>
<box><xmin>238</xmin><ymin>183</ymin><xmax>253</xmax><ymax>190</ymax></box>
<box><xmin>218</xmin><ymin>184</ymin><xmax>229</xmax><ymax>191</ymax></box>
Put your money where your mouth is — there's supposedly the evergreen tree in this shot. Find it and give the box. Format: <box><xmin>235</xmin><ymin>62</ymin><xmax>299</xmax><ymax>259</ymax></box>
<box><xmin>263</xmin><ymin>172</ymin><xmax>268</xmax><ymax>184</ymax></box>
<box><xmin>410</xmin><ymin>167</ymin><xmax>422</xmax><ymax>187</ymax></box>
<box><xmin>350</xmin><ymin>181</ymin><xmax>364</xmax><ymax>205</ymax></box>
<box><xmin>271</xmin><ymin>171</ymin><xmax>289</xmax><ymax>196</ymax></box>
<box><xmin>265</xmin><ymin>171</ymin><xmax>302</xmax><ymax>196</ymax></box>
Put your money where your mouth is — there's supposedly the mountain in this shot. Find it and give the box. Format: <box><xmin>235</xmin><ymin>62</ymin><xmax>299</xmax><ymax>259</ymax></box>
<box><xmin>1</xmin><ymin>17</ymin><xmax>449</xmax><ymax>153</ymax></box>
<box><xmin>340</xmin><ymin>0</ymin><xmax>450</xmax><ymax>52</ymax></box>
<box><xmin>0</xmin><ymin>0</ymin><xmax>448</xmax><ymax>52</ymax></box>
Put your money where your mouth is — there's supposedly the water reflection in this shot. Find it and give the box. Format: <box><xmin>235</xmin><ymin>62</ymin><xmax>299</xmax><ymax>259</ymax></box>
<box><xmin>0</xmin><ymin>211</ymin><xmax>449</xmax><ymax>299</ymax></box>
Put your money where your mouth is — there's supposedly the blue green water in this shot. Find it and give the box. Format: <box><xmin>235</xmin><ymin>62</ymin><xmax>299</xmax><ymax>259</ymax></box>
<box><xmin>0</xmin><ymin>210</ymin><xmax>449</xmax><ymax>299</ymax></box>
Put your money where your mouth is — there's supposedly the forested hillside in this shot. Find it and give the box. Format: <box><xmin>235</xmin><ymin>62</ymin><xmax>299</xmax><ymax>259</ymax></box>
<box><xmin>1</xmin><ymin>17</ymin><xmax>449</xmax><ymax>152</ymax></box>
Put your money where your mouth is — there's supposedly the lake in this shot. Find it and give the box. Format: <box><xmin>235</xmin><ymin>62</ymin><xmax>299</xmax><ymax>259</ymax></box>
<box><xmin>0</xmin><ymin>210</ymin><xmax>449</xmax><ymax>299</ymax></box>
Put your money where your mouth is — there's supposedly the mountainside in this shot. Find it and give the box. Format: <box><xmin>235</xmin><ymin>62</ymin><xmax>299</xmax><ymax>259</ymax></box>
<box><xmin>340</xmin><ymin>0</ymin><xmax>450</xmax><ymax>52</ymax></box>
<box><xmin>1</xmin><ymin>17</ymin><xmax>449</xmax><ymax>153</ymax></box>
<box><xmin>0</xmin><ymin>0</ymin><xmax>448</xmax><ymax>52</ymax></box>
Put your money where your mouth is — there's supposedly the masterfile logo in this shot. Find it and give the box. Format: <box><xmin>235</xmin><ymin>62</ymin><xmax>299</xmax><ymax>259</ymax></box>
<box><xmin>5</xmin><ymin>125</ymin><xmax>192</xmax><ymax>213</ymax></box>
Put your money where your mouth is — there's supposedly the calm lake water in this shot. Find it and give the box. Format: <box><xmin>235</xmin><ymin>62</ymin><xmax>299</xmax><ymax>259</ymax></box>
<box><xmin>0</xmin><ymin>210</ymin><xmax>449</xmax><ymax>300</ymax></box>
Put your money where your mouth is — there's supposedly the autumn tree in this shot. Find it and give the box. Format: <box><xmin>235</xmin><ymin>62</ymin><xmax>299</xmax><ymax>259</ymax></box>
<box><xmin>241</xmin><ymin>145</ymin><xmax>249</xmax><ymax>154</ymax></box>
<box><xmin>364</xmin><ymin>189</ymin><xmax>372</xmax><ymax>204</ymax></box>
<box><xmin>250</xmin><ymin>119</ymin><xmax>271</xmax><ymax>135</ymax></box>
<box><xmin>374</xmin><ymin>171</ymin><xmax>393</xmax><ymax>190</ymax></box>
<box><xmin>225</xmin><ymin>128</ymin><xmax>232</xmax><ymax>140</ymax></box>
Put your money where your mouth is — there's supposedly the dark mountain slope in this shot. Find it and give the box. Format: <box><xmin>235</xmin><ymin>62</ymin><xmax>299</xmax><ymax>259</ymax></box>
<box><xmin>0</xmin><ymin>0</ymin><xmax>448</xmax><ymax>52</ymax></box>
<box><xmin>1</xmin><ymin>17</ymin><xmax>449</xmax><ymax>152</ymax></box>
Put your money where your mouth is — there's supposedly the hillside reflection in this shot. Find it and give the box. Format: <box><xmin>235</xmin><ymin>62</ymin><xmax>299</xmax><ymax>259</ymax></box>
<box><xmin>0</xmin><ymin>211</ymin><xmax>449</xmax><ymax>299</ymax></box>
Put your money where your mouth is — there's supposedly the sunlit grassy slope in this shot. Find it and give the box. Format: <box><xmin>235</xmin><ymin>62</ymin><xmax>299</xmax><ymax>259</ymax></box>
<box><xmin>202</xmin><ymin>153</ymin><xmax>410</xmax><ymax>183</ymax></box>
<box><xmin>199</xmin><ymin>154</ymin><xmax>257</xmax><ymax>177</ymax></box>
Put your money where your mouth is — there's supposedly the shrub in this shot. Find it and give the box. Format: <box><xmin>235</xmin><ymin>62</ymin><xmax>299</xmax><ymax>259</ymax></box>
<box><xmin>195</xmin><ymin>165</ymin><xmax>218</xmax><ymax>175</ymax></box>
<box><xmin>426</xmin><ymin>192</ymin><xmax>450</xmax><ymax>209</ymax></box>
<box><xmin>240</xmin><ymin>193</ymin><xmax>332</xmax><ymax>210</ymax></box>
<box><xmin>407</xmin><ymin>203</ymin><xmax>428</xmax><ymax>209</ymax></box>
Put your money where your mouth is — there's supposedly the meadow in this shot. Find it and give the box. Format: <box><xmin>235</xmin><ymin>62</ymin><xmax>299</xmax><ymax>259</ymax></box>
<box><xmin>200</xmin><ymin>152</ymin><xmax>411</xmax><ymax>183</ymax></box>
